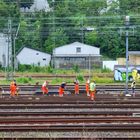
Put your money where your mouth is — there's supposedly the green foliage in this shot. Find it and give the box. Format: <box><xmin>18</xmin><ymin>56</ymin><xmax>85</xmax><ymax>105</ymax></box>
<box><xmin>85</xmin><ymin>30</ymin><xmax>97</xmax><ymax>45</ymax></box>
<box><xmin>44</xmin><ymin>28</ymin><xmax>69</xmax><ymax>54</ymax></box>
<box><xmin>72</xmin><ymin>65</ymin><xmax>80</xmax><ymax>73</ymax></box>
<box><xmin>16</xmin><ymin>77</ymin><xmax>32</xmax><ymax>84</ymax></box>
<box><xmin>91</xmin><ymin>77</ymin><xmax>114</xmax><ymax>84</ymax></box>
<box><xmin>1</xmin><ymin>0</ymin><xmax>140</xmax><ymax>61</ymax></box>
<box><xmin>77</xmin><ymin>74</ymin><xmax>84</xmax><ymax>82</ymax></box>
<box><xmin>47</xmin><ymin>66</ymin><xmax>54</xmax><ymax>73</ymax></box>
<box><xmin>101</xmin><ymin>67</ymin><xmax>112</xmax><ymax>73</ymax></box>
<box><xmin>51</xmin><ymin>78</ymin><xmax>63</xmax><ymax>84</ymax></box>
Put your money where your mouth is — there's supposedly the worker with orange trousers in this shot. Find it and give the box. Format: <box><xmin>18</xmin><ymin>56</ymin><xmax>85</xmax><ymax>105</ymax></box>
<box><xmin>10</xmin><ymin>80</ymin><xmax>17</xmax><ymax>97</ymax></box>
<box><xmin>86</xmin><ymin>79</ymin><xmax>90</xmax><ymax>96</ymax></box>
<box><xmin>58</xmin><ymin>82</ymin><xmax>66</xmax><ymax>97</ymax></box>
<box><xmin>90</xmin><ymin>80</ymin><xmax>96</xmax><ymax>100</ymax></box>
<box><xmin>41</xmin><ymin>81</ymin><xmax>49</xmax><ymax>94</ymax></box>
<box><xmin>74</xmin><ymin>79</ymin><xmax>79</xmax><ymax>95</ymax></box>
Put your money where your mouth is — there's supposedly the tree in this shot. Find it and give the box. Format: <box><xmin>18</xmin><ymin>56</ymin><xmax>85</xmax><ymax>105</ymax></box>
<box><xmin>3</xmin><ymin>0</ymin><xmax>34</xmax><ymax>8</ymax></box>
<box><xmin>44</xmin><ymin>28</ymin><xmax>69</xmax><ymax>54</ymax></box>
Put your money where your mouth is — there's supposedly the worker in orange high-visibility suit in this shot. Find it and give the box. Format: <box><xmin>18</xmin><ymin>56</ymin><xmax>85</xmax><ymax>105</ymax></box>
<box><xmin>86</xmin><ymin>79</ymin><xmax>90</xmax><ymax>97</ymax></box>
<box><xmin>41</xmin><ymin>81</ymin><xmax>49</xmax><ymax>94</ymax></box>
<box><xmin>10</xmin><ymin>81</ymin><xmax>17</xmax><ymax>97</ymax></box>
<box><xmin>90</xmin><ymin>80</ymin><xmax>96</xmax><ymax>101</ymax></box>
<box><xmin>74</xmin><ymin>79</ymin><xmax>79</xmax><ymax>95</ymax></box>
<box><xmin>59</xmin><ymin>82</ymin><xmax>66</xmax><ymax>97</ymax></box>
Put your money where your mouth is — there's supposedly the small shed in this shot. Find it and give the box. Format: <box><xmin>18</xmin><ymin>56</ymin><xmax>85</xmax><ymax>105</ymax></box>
<box><xmin>52</xmin><ymin>42</ymin><xmax>102</xmax><ymax>69</ymax></box>
<box><xmin>16</xmin><ymin>47</ymin><xmax>51</xmax><ymax>67</ymax></box>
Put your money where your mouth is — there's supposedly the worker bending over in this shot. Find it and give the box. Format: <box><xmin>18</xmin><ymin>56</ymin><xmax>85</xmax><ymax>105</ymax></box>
<box><xmin>59</xmin><ymin>82</ymin><xmax>66</xmax><ymax>97</ymax></box>
<box><xmin>41</xmin><ymin>81</ymin><xmax>49</xmax><ymax>94</ymax></box>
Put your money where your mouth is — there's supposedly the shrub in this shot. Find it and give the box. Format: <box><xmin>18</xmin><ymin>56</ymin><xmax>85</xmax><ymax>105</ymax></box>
<box><xmin>16</xmin><ymin>77</ymin><xmax>32</xmax><ymax>84</ymax></box>
<box><xmin>72</xmin><ymin>64</ymin><xmax>80</xmax><ymax>73</ymax></box>
<box><xmin>47</xmin><ymin>66</ymin><xmax>54</xmax><ymax>73</ymax></box>
<box><xmin>77</xmin><ymin>74</ymin><xmax>84</xmax><ymax>82</ymax></box>
<box><xmin>101</xmin><ymin>66</ymin><xmax>112</xmax><ymax>73</ymax></box>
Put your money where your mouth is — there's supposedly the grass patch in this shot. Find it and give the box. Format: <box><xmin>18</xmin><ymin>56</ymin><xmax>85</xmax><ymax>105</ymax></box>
<box><xmin>16</xmin><ymin>77</ymin><xmax>32</xmax><ymax>84</ymax></box>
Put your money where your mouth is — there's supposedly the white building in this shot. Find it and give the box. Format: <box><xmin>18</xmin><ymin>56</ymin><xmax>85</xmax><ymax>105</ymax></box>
<box><xmin>16</xmin><ymin>47</ymin><xmax>51</xmax><ymax>67</ymax></box>
<box><xmin>52</xmin><ymin>42</ymin><xmax>102</xmax><ymax>69</ymax></box>
<box><xmin>0</xmin><ymin>33</ymin><xmax>11</xmax><ymax>67</ymax></box>
<box><xmin>20</xmin><ymin>0</ymin><xmax>50</xmax><ymax>12</ymax></box>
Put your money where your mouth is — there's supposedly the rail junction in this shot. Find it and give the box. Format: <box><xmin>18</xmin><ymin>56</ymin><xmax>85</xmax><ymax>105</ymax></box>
<box><xmin>0</xmin><ymin>85</ymin><xmax>139</xmax><ymax>139</ymax></box>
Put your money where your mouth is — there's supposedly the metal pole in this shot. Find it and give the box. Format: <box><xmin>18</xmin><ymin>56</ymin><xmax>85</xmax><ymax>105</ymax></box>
<box><xmin>6</xmin><ymin>18</ymin><xmax>12</xmax><ymax>80</ymax></box>
<box><xmin>52</xmin><ymin>0</ymin><xmax>55</xmax><ymax>68</ymax></box>
<box><xmin>13</xmin><ymin>23</ymin><xmax>20</xmax><ymax>74</ymax></box>
<box><xmin>125</xmin><ymin>30</ymin><xmax>129</xmax><ymax>94</ymax></box>
<box><xmin>13</xmin><ymin>38</ymin><xmax>16</xmax><ymax>74</ymax></box>
<box><xmin>125</xmin><ymin>16</ymin><xmax>129</xmax><ymax>94</ymax></box>
<box><xmin>89</xmin><ymin>54</ymin><xmax>90</xmax><ymax>81</ymax></box>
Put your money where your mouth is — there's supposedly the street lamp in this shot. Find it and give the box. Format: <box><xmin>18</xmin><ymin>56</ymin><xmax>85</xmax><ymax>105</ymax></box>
<box><xmin>125</xmin><ymin>16</ymin><xmax>130</xmax><ymax>94</ymax></box>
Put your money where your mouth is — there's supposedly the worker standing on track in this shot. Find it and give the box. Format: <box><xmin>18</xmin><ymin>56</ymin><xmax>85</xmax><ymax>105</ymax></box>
<box><xmin>131</xmin><ymin>80</ymin><xmax>136</xmax><ymax>97</ymax></box>
<box><xmin>10</xmin><ymin>80</ymin><xmax>17</xmax><ymax>97</ymax></box>
<box><xmin>41</xmin><ymin>81</ymin><xmax>49</xmax><ymax>95</ymax></box>
<box><xmin>74</xmin><ymin>79</ymin><xmax>79</xmax><ymax>95</ymax></box>
<box><xmin>86</xmin><ymin>79</ymin><xmax>90</xmax><ymax>97</ymax></box>
<box><xmin>58</xmin><ymin>82</ymin><xmax>66</xmax><ymax>97</ymax></box>
<box><xmin>90</xmin><ymin>80</ymin><xmax>96</xmax><ymax>101</ymax></box>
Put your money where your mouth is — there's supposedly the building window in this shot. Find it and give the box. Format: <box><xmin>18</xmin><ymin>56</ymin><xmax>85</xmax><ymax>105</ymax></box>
<box><xmin>76</xmin><ymin>47</ymin><xmax>81</xmax><ymax>53</ymax></box>
<box><xmin>43</xmin><ymin>58</ymin><xmax>46</xmax><ymax>61</ymax></box>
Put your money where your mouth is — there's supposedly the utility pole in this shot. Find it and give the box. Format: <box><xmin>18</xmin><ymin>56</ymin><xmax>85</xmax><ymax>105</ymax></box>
<box><xmin>52</xmin><ymin>0</ymin><xmax>55</xmax><ymax>68</ymax></box>
<box><xmin>125</xmin><ymin>16</ymin><xmax>130</xmax><ymax>94</ymax></box>
<box><xmin>81</xmin><ymin>17</ymin><xmax>84</xmax><ymax>43</ymax></box>
<box><xmin>88</xmin><ymin>54</ymin><xmax>91</xmax><ymax>81</ymax></box>
<box><xmin>13</xmin><ymin>23</ymin><xmax>20</xmax><ymax>74</ymax></box>
<box><xmin>6</xmin><ymin>18</ymin><xmax>13</xmax><ymax>80</ymax></box>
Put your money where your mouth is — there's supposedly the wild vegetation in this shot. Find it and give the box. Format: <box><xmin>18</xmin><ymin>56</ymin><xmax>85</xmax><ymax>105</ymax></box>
<box><xmin>0</xmin><ymin>0</ymin><xmax>140</xmax><ymax>59</ymax></box>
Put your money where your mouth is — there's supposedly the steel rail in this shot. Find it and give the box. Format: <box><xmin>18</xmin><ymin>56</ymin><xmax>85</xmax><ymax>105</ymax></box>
<box><xmin>0</xmin><ymin>100</ymin><xmax>139</xmax><ymax>104</ymax></box>
<box><xmin>0</xmin><ymin>124</ymin><xmax>140</xmax><ymax>131</ymax></box>
<box><xmin>0</xmin><ymin>104</ymin><xmax>140</xmax><ymax>109</ymax></box>
<box><xmin>0</xmin><ymin>116</ymin><xmax>139</xmax><ymax>124</ymax></box>
<box><xmin>0</xmin><ymin>111</ymin><xmax>138</xmax><ymax>116</ymax></box>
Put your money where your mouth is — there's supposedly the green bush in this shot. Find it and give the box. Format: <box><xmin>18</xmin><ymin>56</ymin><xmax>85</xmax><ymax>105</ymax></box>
<box><xmin>16</xmin><ymin>77</ymin><xmax>32</xmax><ymax>84</ymax></box>
<box><xmin>77</xmin><ymin>74</ymin><xmax>84</xmax><ymax>82</ymax></box>
<box><xmin>47</xmin><ymin>66</ymin><xmax>54</xmax><ymax>73</ymax></box>
<box><xmin>91</xmin><ymin>77</ymin><xmax>114</xmax><ymax>84</ymax></box>
<box><xmin>18</xmin><ymin>64</ymin><xmax>32</xmax><ymax>72</ymax></box>
<box><xmin>101</xmin><ymin>66</ymin><xmax>112</xmax><ymax>73</ymax></box>
<box><xmin>72</xmin><ymin>64</ymin><xmax>80</xmax><ymax>73</ymax></box>
<box><xmin>51</xmin><ymin>78</ymin><xmax>62</xmax><ymax>84</ymax></box>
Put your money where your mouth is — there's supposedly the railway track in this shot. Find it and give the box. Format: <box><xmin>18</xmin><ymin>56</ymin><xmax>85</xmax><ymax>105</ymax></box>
<box><xmin>1</xmin><ymin>84</ymin><xmax>140</xmax><ymax>92</ymax></box>
<box><xmin>0</xmin><ymin>116</ymin><xmax>139</xmax><ymax>124</ymax></box>
<box><xmin>0</xmin><ymin>91</ymin><xmax>139</xmax><ymax>139</ymax></box>
<box><xmin>0</xmin><ymin>74</ymin><xmax>113</xmax><ymax>78</ymax></box>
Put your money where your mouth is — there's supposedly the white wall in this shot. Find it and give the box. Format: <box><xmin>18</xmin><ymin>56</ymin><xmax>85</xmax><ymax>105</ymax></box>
<box><xmin>54</xmin><ymin>42</ymin><xmax>100</xmax><ymax>56</ymax></box>
<box><xmin>0</xmin><ymin>33</ymin><xmax>9</xmax><ymax>67</ymax></box>
<box><xmin>16</xmin><ymin>47</ymin><xmax>51</xmax><ymax>66</ymax></box>
<box><xmin>103</xmin><ymin>60</ymin><xmax>118</xmax><ymax>71</ymax></box>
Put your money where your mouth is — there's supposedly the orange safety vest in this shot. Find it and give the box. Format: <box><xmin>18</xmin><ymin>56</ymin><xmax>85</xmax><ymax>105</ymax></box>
<box><xmin>86</xmin><ymin>83</ymin><xmax>89</xmax><ymax>92</ymax></box>
<box><xmin>75</xmin><ymin>84</ymin><xmax>79</xmax><ymax>93</ymax></box>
